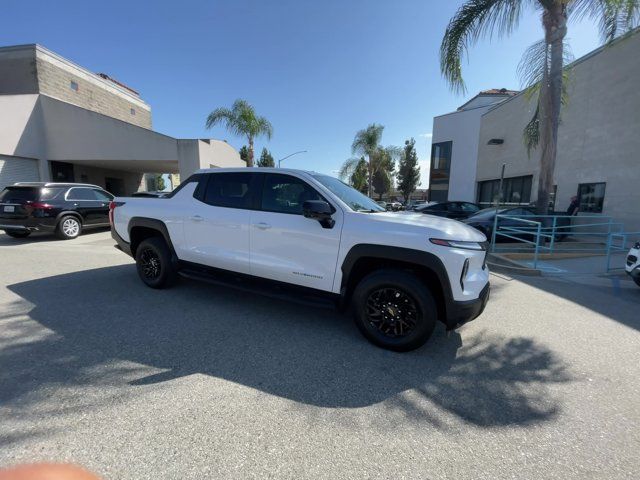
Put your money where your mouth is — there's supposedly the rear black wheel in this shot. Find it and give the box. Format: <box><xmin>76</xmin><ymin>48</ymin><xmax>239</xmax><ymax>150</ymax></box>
<box><xmin>352</xmin><ymin>269</ymin><xmax>437</xmax><ymax>352</ymax></box>
<box><xmin>633</xmin><ymin>276</ymin><xmax>640</xmax><ymax>288</ymax></box>
<box><xmin>135</xmin><ymin>237</ymin><xmax>177</xmax><ymax>289</ymax></box>
<box><xmin>4</xmin><ymin>230</ymin><xmax>31</xmax><ymax>238</ymax></box>
<box><xmin>56</xmin><ymin>215</ymin><xmax>82</xmax><ymax>240</ymax></box>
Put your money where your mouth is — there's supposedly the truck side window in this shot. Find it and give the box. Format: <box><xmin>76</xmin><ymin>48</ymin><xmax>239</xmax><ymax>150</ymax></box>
<box><xmin>203</xmin><ymin>173</ymin><xmax>253</xmax><ymax>209</ymax></box>
<box><xmin>261</xmin><ymin>174</ymin><xmax>323</xmax><ymax>215</ymax></box>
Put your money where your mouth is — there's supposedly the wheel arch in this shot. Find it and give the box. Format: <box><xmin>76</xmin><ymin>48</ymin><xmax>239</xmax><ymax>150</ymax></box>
<box><xmin>128</xmin><ymin>217</ymin><xmax>178</xmax><ymax>265</ymax></box>
<box><xmin>56</xmin><ymin>211</ymin><xmax>83</xmax><ymax>225</ymax></box>
<box><xmin>340</xmin><ymin>244</ymin><xmax>453</xmax><ymax>322</ymax></box>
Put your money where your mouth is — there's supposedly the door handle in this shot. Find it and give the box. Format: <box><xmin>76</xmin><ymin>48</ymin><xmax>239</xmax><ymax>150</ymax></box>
<box><xmin>254</xmin><ymin>222</ymin><xmax>271</xmax><ymax>230</ymax></box>
<box><xmin>190</xmin><ymin>215</ymin><xmax>204</xmax><ymax>222</ymax></box>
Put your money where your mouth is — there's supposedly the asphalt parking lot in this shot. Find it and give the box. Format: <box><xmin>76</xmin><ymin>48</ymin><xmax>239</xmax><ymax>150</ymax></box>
<box><xmin>1</xmin><ymin>230</ymin><xmax>639</xmax><ymax>479</ymax></box>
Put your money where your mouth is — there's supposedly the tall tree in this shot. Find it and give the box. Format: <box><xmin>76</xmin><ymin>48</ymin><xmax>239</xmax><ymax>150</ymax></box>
<box><xmin>397</xmin><ymin>138</ymin><xmax>421</xmax><ymax>202</ymax></box>
<box><xmin>239</xmin><ymin>145</ymin><xmax>249</xmax><ymax>163</ymax></box>
<box><xmin>440</xmin><ymin>0</ymin><xmax>639</xmax><ymax>213</ymax></box>
<box><xmin>339</xmin><ymin>124</ymin><xmax>385</xmax><ymax>196</ymax></box>
<box><xmin>257</xmin><ymin>147</ymin><xmax>275</xmax><ymax>167</ymax></box>
<box><xmin>372</xmin><ymin>146</ymin><xmax>397</xmax><ymax>199</ymax></box>
<box><xmin>205</xmin><ymin>99</ymin><xmax>273</xmax><ymax>167</ymax></box>
<box><xmin>154</xmin><ymin>174</ymin><xmax>166</xmax><ymax>192</ymax></box>
<box><xmin>350</xmin><ymin>157</ymin><xmax>369</xmax><ymax>193</ymax></box>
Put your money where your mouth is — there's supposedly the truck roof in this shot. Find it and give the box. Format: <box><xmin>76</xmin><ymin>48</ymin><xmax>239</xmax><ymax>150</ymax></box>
<box><xmin>195</xmin><ymin>167</ymin><xmax>319</xmax><ymax>175</ymax></box>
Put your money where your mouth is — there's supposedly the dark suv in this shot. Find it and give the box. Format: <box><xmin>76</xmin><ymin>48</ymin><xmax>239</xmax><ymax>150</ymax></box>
<box><xmin>0</xmin><ymin>182</ymin><xmax>114</xmax><ymax>240</ymax></box>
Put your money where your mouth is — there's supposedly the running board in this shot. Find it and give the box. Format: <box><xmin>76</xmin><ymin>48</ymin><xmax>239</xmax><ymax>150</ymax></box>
<box><xmin>178</xmin><ymin>269</ymin><xmax>338</xmax><ymax>310</ymax></box>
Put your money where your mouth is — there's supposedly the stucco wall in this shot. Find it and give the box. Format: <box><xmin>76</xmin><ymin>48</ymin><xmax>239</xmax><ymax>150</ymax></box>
<box><xmin>178</xmin><ymin>139</ymin><xmax>245</xmax><ymax>179</ymax></box>
<box><xmin>477</xmin><ymin>30</ymin><xmax>640</xmax><ymax>232</ymax></box>
<box><xmin>431</xmin><ymin>105</ymin><xmax>495</xmax><ymax>202</ymax></box>
<box><xmin>40</xmin><ymin>95</ymin><xmax>177</xmax><ymax>163</ymax></box>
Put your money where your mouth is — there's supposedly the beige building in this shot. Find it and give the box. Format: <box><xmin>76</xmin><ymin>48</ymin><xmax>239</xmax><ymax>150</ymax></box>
<box><xmin>0</xmin><ymin>44</ymin><xmax>245</xmax><ymax>195</ymax></box>
<box><xmin>470</xmin><ymin>28</ymin><xmax>640</xmax><ymax>232</ymax></box>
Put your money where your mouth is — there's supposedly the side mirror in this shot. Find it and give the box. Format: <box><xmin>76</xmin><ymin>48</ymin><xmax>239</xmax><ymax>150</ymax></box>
<box><xmin>303</xmin><ymin>200</ymin><xmax>335</xmax><ymax>229</ymax></box>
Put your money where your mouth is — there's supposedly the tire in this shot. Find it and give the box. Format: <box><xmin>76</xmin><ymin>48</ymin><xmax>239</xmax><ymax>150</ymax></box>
<box><xmin>352</xmin><ymin>269</ymin><xmax>437</xmax><ymax>352</ymax></box>
<box><xmin>633</xmin><ymin>277</ymin><xmax>640</xmax><ymax>288</ymax></box>
<box><xmin>135</xmin><ymin>237</ymin><xmax>177</xmax><ymax>289</ymax></box>
<box><xmin>56</xmin><ymin>215</ymin><xmax>82</xmax><ymax>240</ymax></box>
<box><xmin>4</xmin><ymin>230</ymin><xmax>31</xmax><ymax>238</ymax></box>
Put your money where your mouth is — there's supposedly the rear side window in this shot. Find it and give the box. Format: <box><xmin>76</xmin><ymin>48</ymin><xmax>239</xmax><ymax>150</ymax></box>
<box><xmin>0</xmin><ymin>187</ymin><xmax>39</xmax><ymax>203</ymax></box>
<box><xmin>39</xmin><ymin>187</ymin><xmax>65</xmax><ymax>201</ymax></box>
<box><xmin>92</xmin><ymin>189</ymin><xmax>113</xmax><ymax>201</ymax></box>
<box><xmin>203</xmin><ymin>173</ymin><xmax>253</xmax><ymax>209</ymax></box>
<box><xmin>67</xmin><ymin>187</ymin><xmax>98</xmax><ymax>200</ymax></box>
<box><xmin>261</xmin><ymin>174</ymin><xmax>323</xmax><ymax>215</ymax></box>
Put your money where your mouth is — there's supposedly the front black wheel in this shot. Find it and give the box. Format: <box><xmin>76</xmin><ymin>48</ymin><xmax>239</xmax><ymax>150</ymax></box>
<box><xmin>4</xmin><ymin>230</ymin><xmax>31</xmax><ymax>238</ymax></box>
<box><xmin>135</xmin><ymin>237</ymin><xmax>177</xmax><ymax>289</ymax></box>
<box><xmin>352</xmin><ymin>270</ymin><xmax>437</xmax><ymax>352</ymax></box>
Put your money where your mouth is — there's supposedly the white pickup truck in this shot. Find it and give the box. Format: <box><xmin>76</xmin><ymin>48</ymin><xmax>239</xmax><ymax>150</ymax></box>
<box><xmin>110</xmin><ymin>168</ymin><xmax>490</xmax><ymax>351</ymax></box>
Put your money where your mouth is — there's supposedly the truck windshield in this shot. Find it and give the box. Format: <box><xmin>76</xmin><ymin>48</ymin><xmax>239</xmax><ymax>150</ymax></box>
<box><xmin>311</xmin><ymin>174</ymin><xmax>385</xmax><ymax>212</ymax></box>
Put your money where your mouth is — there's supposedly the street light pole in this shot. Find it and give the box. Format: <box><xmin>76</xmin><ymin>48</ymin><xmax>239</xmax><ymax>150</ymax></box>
<box><xmin>277</xmin><ymin>150</ymin><xmax>307</xmax><ymax>168</ymax></box>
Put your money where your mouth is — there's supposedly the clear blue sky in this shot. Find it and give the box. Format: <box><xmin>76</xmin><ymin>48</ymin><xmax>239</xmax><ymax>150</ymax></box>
<box><xmin>3</xmin><ymin>0</ymin><xmax>602</xmax><ymax>185</ymax></box>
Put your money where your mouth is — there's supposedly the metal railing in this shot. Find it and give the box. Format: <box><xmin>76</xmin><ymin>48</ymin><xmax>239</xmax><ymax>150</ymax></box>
<box><xmin>489</xmin><ymin>214</ymin><xmax>640</xmax><ymax>271</ymax></box>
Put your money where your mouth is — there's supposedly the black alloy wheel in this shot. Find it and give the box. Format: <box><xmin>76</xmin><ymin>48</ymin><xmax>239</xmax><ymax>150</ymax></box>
<box><xmin>365</xmin><ymin>287</ymin><xmax>418</xmax><ymax>338</ymax></box>
<box><xmin>135</xmin><ymin>237</ymin><xmax>178</xmax><ymax>289</ymax></box>
<box><xmin>139</xmin><ymin>247</ymin><xmax>162</xmax><ymax>281</ymax></box>
<box><xmin>352</xmin><ymin>269</ymin><xmax>437</xmax><ymax>352</ymax></box>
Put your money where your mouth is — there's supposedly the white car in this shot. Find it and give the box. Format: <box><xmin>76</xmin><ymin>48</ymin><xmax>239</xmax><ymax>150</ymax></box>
<box><xmin>110</xmin><ymin>168</ymin><xmax>490</xmax><ymax>351</ymax></box>
<box><xmin>626</xmin><ymin>242</ymin><xmax>640</xmax><ymax>287</ymax></box>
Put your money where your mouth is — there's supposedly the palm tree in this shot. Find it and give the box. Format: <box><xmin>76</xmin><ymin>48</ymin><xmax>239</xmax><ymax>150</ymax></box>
<box><xmin>205</xmin><ymin>99</ymin><xmax>273</xmax><ymax>167</ymax></box>
<box><xmin>440</xmin><ymin>0</ymin><xmax>639</xmax><ymax>213</ymax></box>
<box><xmin>339</xmin><ymin>124</ymin><xmax>384</xmax><ymax>196</ymax></box>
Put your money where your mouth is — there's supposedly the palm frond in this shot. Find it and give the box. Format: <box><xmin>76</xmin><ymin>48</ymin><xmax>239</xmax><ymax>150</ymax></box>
<box><xmin>351</xmin><ymin>124</ymin><xmax>384</xmax><ymax>156</ymax></box>
<box><xmin>254</xmin><ymin>116</ymin><xmax>274</xmax><ymax>139</ymax></box>
<box><xmin>523</xmin><ymin>104</ymin><xmax>540</xmax><ymax>156</ymax></box>
<box><xmin>338</xmin><ymin>157</ymin><xmax>362</xmax><ymax>181</ymax></box>
<box><xmin>518</xmin><ymin>38</ymin><xmax>573</xmax><ymax>92</ymax></box>
<box><xmin>571</xmin><ymin>0</ymin><xmax>640</xmax><ymax>42</ymax></box>
<box><xmin>440</xmin><ymin>0</ymin><xmax>526</xmax><ymax>93</ymax></box>
<box><xmin>205</xmin><ymin>107</ymin><xmax>234</xmax><ymax>130</ymax></box>
<box><xmin>205</xmin><ymin>99</ymin><xmax>273</xmax><ymax>141</ymax></box>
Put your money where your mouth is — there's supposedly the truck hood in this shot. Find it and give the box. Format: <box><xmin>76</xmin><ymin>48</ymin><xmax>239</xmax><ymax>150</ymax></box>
<box><xmin>365</xmin><ymin>212</ymin><xmax>487</xmax><ymax>242</ymax></box>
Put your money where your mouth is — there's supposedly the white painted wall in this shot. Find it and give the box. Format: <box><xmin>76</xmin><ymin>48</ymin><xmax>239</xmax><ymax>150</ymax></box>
<box><xmin>431</xmin><ymin>105</ymin><xmax>494</xmax><ymax>202</ymax></box>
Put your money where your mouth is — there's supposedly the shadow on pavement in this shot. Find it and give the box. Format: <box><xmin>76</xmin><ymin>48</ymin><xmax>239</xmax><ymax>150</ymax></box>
<box><xmin>4</xmin><ymin>265</ymin><xmax>571</xmax><ymax>429</ymax></box>
<box><xmin>517</xmin><ymin>274</ymin><xmax>640</xmax><ymax>332</ymax></box>
<box><xmin>0</xmin><ymin>228</ymin><xmax>109</xmax><ymax>246</ymax></box>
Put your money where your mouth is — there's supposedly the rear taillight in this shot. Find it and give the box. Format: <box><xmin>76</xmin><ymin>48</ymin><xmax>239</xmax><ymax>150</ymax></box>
<box><xmin>25</xmin><ymin>201</ymin><xmax>54</xmax><ymax>212</ymax></box>
<box><xmin>109</xmin><ymin>201</ymin><xmax>125</xmax><ymax>225</ymax></box>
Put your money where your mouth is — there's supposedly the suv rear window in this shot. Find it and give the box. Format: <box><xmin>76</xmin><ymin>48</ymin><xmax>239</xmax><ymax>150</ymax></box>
<box><xmin>0</xmin><ymin>187</ymin><xmax>39</xmax><ymax>203</ymax></box>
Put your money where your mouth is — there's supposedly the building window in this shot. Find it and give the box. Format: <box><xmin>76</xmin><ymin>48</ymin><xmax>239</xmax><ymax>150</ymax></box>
<box><xmin>577</xmin><ymin>182</ymin><xmax>606</xmax><ymax>213</ymax></box>
<box><xmin>477</xmin><ymin>175</ymin><xmax>533</xmax><ymax>207</ymax></box>
<box><xmin>130</xmin><ymin>108</ymin><xmax>136</xmax><ymax>115</ymax></box>
<box><xmin>429</xmin><ymin>141</ymin><xmax>452</xmax><ymax>202</ymax></box>
<box><xmin>70</xmin><ymin>80</ymin><xmax>79</xmax><ymax>92</ymax></box>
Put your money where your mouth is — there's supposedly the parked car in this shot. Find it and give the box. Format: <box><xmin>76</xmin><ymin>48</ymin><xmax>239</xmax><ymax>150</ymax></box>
<box><xmin>462</xmin><ymin>206</ymin><xmax>538</xmax><ymax>241</ymax></box>
<box><xmin>626</xmin><ymin>241</ymin><xmax>640</xmax><ymax>287</ymax></box>
<box><xmin>110</xmin><ymin>168</ymin><xmax>490</xmax><ymax>352</ymax></box>
<box><xmin>376</xmin><ymin>200</ymin><xmax>389</xmax><ymax>210</ymax></box>
<box><xmin>416</xmin><ymin>201</ymin><xmax>480</xmax><ymax>220</ymax></box>
<box><xmin>405</xmin><ymin>200</ymin><xmax>429</xmax><ymax>210</ymax></box>
<box><xmin>388</xmin><ymin>201</ymin><xmax>403</xmax><ymax>212</ymax></box>
<box><xmin>0</xmin><ymin>182</ymin><xmax>114</xmax><ymax>240</ymax></box>
<box><xmin>405</xmin><ymin>200</ymin><xmax>428</xmax><ymax>211</ymax></box>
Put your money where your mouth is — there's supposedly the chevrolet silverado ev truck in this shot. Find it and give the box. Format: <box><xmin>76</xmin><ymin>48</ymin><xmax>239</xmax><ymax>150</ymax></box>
<box><xmin>111</xmin><ymin>169</ymin><xmax>490</xmax><ymax>351</ymax></box>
